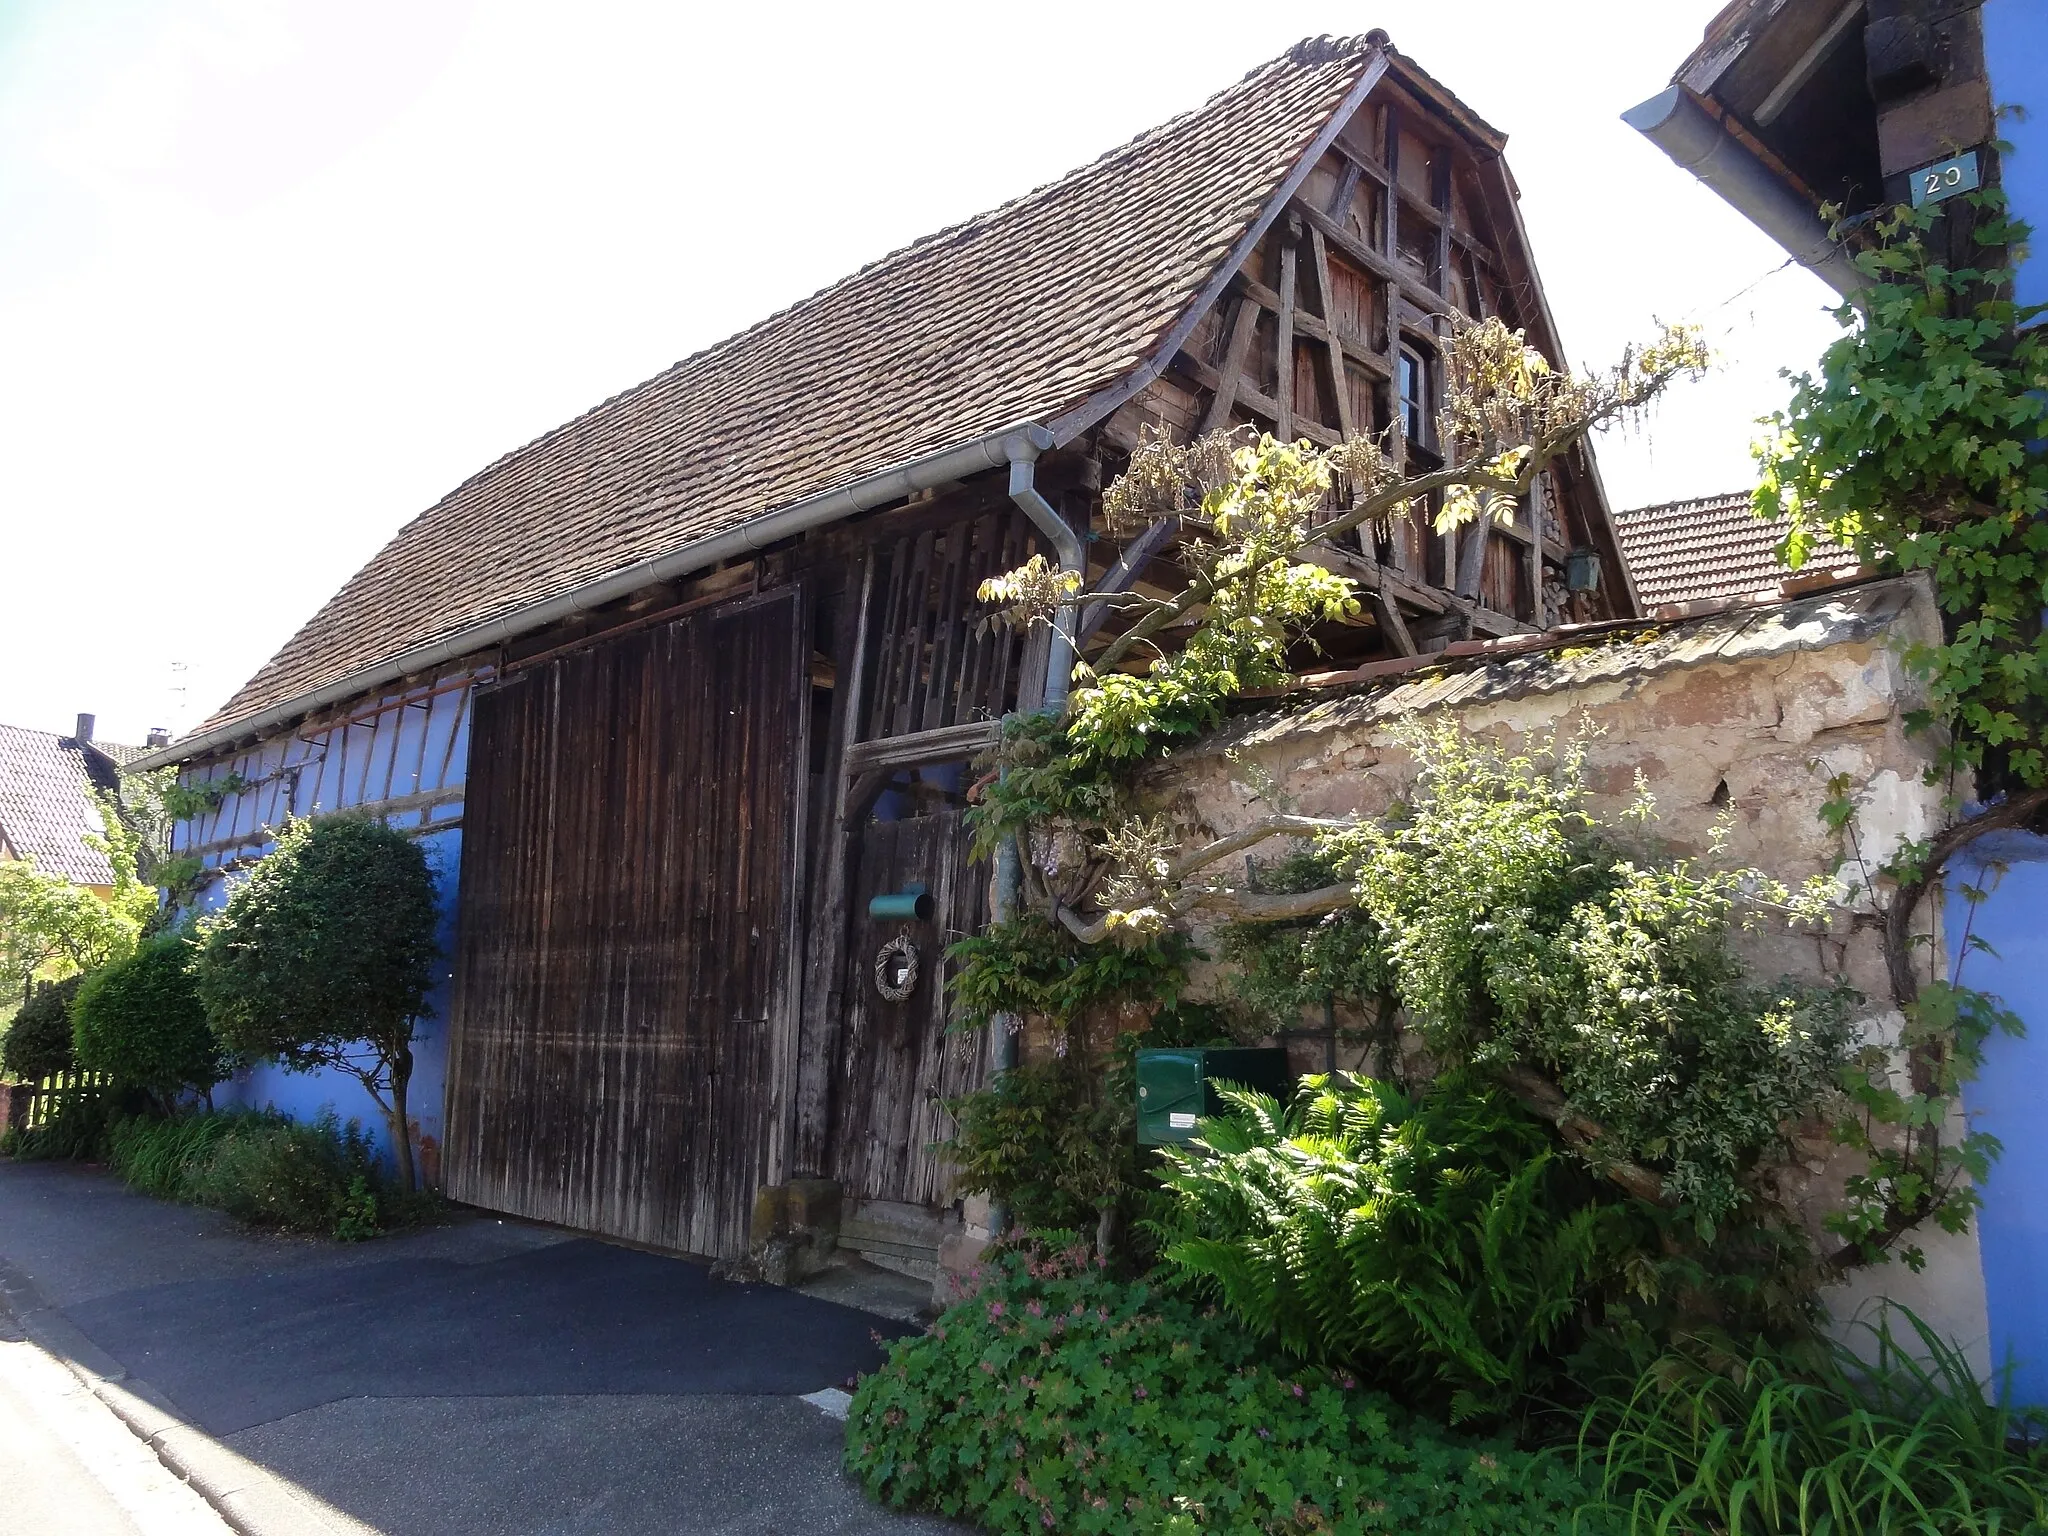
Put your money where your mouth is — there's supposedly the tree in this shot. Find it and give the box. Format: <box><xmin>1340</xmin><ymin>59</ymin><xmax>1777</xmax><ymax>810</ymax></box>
<box><xmin>71</xmin><ymin>932</ymin><xmax>228</xmax><ymax>1109</ymax></box>
<box><xmin>0</xmin><ymin>798</ymin><xmax>156</xmax><ymax>1006</ymax></box>
<box><xmin>193</xmin><ymin>815</ymin><xmax>439</xmax><ymax>1188</ymax></box>
<box><xmin>1</xmin><ymin>974</ymin><xmax>82</xmax><ymax>1083</ymax></box>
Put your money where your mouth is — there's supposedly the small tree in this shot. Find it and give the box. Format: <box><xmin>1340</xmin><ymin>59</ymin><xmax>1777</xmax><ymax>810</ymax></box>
<box><xmin>1</xmin><ymin>974</ymin><xmax>82</xmax><ymax>1083</ymax></box>
<box><xmin>0</xmin><ymin>798</ymin><xmax>156</xmax><ymax>1005</ymax></box>
<box><xmin>72</xmin><ymin>933</ymin><xmax>227</xmax><ymax>1109</ymax></box>
<box><xmin>194</xmin><ymin>816</ymin><xmax>438</xmax><ymax>1188</ymax></box>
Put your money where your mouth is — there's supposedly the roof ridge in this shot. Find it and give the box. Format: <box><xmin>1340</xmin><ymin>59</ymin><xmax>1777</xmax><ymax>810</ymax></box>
<box><xmin>409</xmin><ymin>37</ymin><xmax>1382</xmax><ymax>519</ymax></box>
<box><xmin>1616</xmin><ymin>489</ymin><xmax>1758</xmax><ymax>518</ymax></box>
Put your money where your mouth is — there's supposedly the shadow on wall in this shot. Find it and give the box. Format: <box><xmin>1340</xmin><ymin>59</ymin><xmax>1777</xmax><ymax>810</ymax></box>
<box><xmin>207</xmin><ymin>825</ymin><xmax>462</xmax><ymax>1185</ymax></box>
<box><xmin>1949</xmin><ymin>828</ymin><xmax>2048</xmax><ymax>1408</ymax></box>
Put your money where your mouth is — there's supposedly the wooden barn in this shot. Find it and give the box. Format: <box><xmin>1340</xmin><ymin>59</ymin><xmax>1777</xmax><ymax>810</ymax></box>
<box><xmin>138</xmin><ymin>33</ymin><xmax>1639</xmax><ymax>1273</ymax></box>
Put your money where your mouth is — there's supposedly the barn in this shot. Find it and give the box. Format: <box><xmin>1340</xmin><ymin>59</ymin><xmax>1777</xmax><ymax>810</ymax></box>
<box><xmin>135</xmin><ymin>33</ymin><xmax>1639</xmax><ymax>1273</ymax></box>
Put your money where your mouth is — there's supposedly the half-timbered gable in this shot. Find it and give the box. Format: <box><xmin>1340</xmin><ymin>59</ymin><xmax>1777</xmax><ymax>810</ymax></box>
<box><xmin>140</xmin><ymin>34</ymin><xmax>1637</xmax><ymax>1268</ymax></box>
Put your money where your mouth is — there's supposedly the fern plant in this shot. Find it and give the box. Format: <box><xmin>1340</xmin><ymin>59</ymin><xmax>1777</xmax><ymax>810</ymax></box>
<box><xmin>1149</xmin><ymin>1072</ymin><xmax>1643</xmax><ymax>1424</ymax></box>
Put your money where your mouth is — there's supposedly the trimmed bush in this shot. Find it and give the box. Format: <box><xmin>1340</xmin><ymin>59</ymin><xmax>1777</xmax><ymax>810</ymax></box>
<box><xmin>1</xmin><ymin>974</ymin><xmax>81</xmax><ymax>1082</ymax></box>
<box><xmin>72</xmin><ymin>934</ymin><xmax>227</xmax><ymax>1104</ymax></box>
<box><xmin>845</xmin><ymin>1242</ymin><xmax>1602</xmax><ymax>1535</ymax></box>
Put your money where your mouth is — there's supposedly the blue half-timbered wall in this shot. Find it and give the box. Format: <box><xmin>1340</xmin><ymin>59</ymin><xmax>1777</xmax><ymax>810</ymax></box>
<box><xmin>172</xmin><ymin>660</ymin><xmax>490</xmax><ymax>1182</ymax></box>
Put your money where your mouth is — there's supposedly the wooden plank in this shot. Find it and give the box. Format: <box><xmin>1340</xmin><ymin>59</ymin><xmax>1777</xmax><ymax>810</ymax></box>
<box><xmin>1295</xmin><ymin>199</ymin><xmax>1447</xmax><ymax>324</ymax></box>
<box><xmin>1308</xmin><ymin>227</ymin><xmax>1355</xmax><ymax>443</ymax></box>
<box><xmin>843</xmin><ymin>720</ymin><xmax>1001</xmax><ymax>776</ymax></box>
<box><xmin>1175</xmin><ymin>350</ymin><xmax>1339</xmax><ymax>447</ymax></box>
<box><xmin>1200</xmin><ymin>296</ymin><xmax>1260</xmax><ymax>433</ymax></box>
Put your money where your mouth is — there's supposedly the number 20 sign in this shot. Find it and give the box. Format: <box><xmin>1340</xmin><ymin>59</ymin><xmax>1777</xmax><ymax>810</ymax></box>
<box><xmin>1911</xmin><ymin>151</ymin><xmax>1981</xmax><ymax>208</ymax></box>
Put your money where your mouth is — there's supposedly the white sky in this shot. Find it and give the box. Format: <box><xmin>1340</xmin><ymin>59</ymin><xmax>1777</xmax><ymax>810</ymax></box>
<box><xmin>0</xmin><ymin>0</ymin><xmax>1847</xmax><ymax>746</ymax></box>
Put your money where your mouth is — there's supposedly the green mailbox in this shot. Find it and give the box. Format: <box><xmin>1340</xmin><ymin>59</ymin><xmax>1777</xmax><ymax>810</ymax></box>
<box><xmin>1135</xmin><ymin>1047</ymin><xmax>1293</xmax><ymax>1146</ymax></box>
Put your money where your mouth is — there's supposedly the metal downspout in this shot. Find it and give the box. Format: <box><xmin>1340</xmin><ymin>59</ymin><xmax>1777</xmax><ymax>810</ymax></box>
<box><xmin>985</xmin><ymin>435</ymin><xmax>1088</xmax><ymax>1238</ymax></box>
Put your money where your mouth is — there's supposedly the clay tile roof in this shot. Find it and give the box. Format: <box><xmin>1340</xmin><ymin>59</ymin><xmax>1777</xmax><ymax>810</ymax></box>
<box><xmin>196</xmin><ymin>37</ymin><xmax>1390</xmax><ymax>745</ymax></box>
<box><xmin>0</xmin><ymin>724</ymin><xmax>139</xmax><ymax>887</ymax></box>
<box><xmin>1614</xmin><ymin>491</ymin><xmax>1857</xmax><ymax>609</ymax></box>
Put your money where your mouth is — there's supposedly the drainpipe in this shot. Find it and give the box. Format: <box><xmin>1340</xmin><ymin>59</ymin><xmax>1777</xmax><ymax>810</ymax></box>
<box><xmin>1622</xmin><ymin>85</ymin><xmax>1866</xmax><ymax>298</ymax></box>
<box><xmin>985</xmin><ymin>437</ymin><xmax>1088</xmax><ymax>1239</ymax></box>
<box><xmin>1003</xmin><ymin>436</ymin><xmax>1086</xmax><ymax>713</ymax></box>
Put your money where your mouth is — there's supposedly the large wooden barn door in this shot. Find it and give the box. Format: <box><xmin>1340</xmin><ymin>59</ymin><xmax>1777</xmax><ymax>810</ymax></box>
<box><xmin>444</xmin><ymin>590</ymin><xmax>805</xmax><ymax>1258</ymax></box>
<box><xmin>829</xmin><ymin>805</ymin><xmax>985</xmax><ymax>1207</ymax></box>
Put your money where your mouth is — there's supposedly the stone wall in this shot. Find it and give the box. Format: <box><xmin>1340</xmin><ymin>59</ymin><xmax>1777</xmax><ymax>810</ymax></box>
<box><xmin>1136</xmin><ymin>574</ymin><xmax>1992</xmax><ymax>1369</ymax></box>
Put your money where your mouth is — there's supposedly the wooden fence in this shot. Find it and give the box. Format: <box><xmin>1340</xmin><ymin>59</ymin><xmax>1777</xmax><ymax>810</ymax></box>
<box><xmin>2</xmin><ymin>1069</ymin><xmax>112</xmax><ymax>1133</ymax></box>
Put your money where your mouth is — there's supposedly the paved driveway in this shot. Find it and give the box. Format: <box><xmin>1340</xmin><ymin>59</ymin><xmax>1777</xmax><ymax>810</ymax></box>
<box><xmin>0</xmin><ymin>1160</ymin><xmax>954</xmax><ymax>1535</ymax></box>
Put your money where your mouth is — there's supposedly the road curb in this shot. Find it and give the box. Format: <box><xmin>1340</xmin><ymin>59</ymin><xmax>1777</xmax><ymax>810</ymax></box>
<box><xmin>0</xmin><ymin>1256</ymin><xmax>363</xmax><ymax>1536</ymax></box>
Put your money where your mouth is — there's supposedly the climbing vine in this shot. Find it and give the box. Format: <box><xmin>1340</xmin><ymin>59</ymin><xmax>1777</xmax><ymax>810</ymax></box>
<box><xmin>1753</xmin><ymin>190</ymin><xmax>2048</xmax><ymax>1268</ymax></box>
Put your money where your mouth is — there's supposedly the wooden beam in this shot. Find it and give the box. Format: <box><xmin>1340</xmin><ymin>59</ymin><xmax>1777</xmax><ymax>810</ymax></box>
<box><xmin>1078</xmin><ymin>516</ymin><xmax>1179</xmax><ymax>646</ymax></box>
<box><xmin>1275</xmin><ymin>236</ymin><xmax>1298</xmax><ymax>442</ymax></box>
<box><xmin>1293</xmin><ymin>198</ymin><xmax>1447</xmax><ymax>322</ymax></box>
<box><xmin>1308</xmin><ymin>227</ymin><xmax>1355</xmax><ymax>443</ymax></box>
<box><xmin>843</xmin><ymin>719</ymin><xmax>1001</xmax><ymax>776</ymax></box>
<box><xmin>1174</xmin><ymin>350</ymin><xmax>1340</xmax><ymax>446</ymax></box>
<box><xmin>1372</xmin><ymin>587</ymin><xmax>1418</xmax><ymax>656</ymax></box>
<box><xmin>1327</xmin><ymin>158</ymin><xmax>1363</xmax><ymax>226</ymax></box>
<box><xmin>1229</xmin><ymin>272</ymin><xmax>1389</xmax><ymax>380</ymax></box>
<box><xmin>1200</xmin><ymin>296</ymin><xmax>1260</xmax><ymax>433</ymax></box>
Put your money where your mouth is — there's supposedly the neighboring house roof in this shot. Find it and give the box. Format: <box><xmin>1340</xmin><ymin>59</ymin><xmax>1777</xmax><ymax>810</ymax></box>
<box><xmin>188</xmin><ymin>37</ymin><xmax>1404</xmax><ymax>748</ymax></box>
<box><xmin>1613</xmin><ymin>491</ymin><xmax>1859</xmax><ymax>609</ymax></box>
<box><xmin>0</xmin><ymin>724</ymin><xmax>137</xmax><ymax>886</ymax></box>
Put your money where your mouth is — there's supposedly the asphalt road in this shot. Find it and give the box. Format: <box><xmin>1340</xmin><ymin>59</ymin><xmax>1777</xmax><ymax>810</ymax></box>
<box><xmin>0</xmin><ymin>1160</ymin><xmax>954</xmax><ymax>1535</ymax></box>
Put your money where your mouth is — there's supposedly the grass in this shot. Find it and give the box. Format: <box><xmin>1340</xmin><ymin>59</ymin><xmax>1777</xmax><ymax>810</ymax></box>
<box><xmin>1578</xmin><ymin>1306</ymin><xmax>2048</xmax><ymax>1535</ymax></box>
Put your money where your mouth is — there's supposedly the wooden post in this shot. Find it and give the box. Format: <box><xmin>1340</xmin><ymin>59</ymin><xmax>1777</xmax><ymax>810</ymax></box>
<box><xmin>1201</xmin><ymin>296</ymin><xmax>1260</xmax><ymax>434</ymax></box>
<box><xmin>1275</xmin><ymin>230</ymin><xmax>1299</xmax><ymax>443</ymax></box>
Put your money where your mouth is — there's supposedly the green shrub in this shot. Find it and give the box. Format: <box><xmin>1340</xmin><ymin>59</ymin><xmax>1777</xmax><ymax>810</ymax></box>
<box><xmin>184</xmin><ymin>1110</ymin><xmax>386</xmax><ymax>1237</ymax></box>
<box><xmin>193</xmin><ymin>814</ymin><xmax>438</xmax><ymax>1190</ymax></box>
<box><xmin>1150</xmin><ymin>1073</ymin><xmax>1644</xmax><ymax>1425</ymax></box>
<box><xmin>105</xmin><ymin>1109</ymin><xmax>270</xmax><ymax>1199</ymax></box>
<box><xmin>1</xmin><ymin>974</ymin><xmax>81</xmax><ymax>1082</ymax></box>
<box><xmin>1579</xmin><ymin>1308</ymin><xmax>2048</xmax><ymax>1536</ymax></box>
<box><xmin>106</xmin><ymin>1108</ymin><xmax>424</xmax><ymax>1240</ymax></box>
<box><xmin>4</xmin><ymin>1087</ymin><xmax>119</xmax><ymax>1161</ymax></box>
<box><xmin>72</xmin><ymin>934</ymin><xmax>227</xmax><ymax>1105</ymax></box>
<box><xmin>846</xmin><ymin>1242</ymin><xmax>1604</xmax><ymax>1535</ymax></box>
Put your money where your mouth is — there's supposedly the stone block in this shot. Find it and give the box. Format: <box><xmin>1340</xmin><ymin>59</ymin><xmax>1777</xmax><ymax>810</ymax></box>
<box><xmin>785</xmin><ymin>1177</ymin><xmax>842</xmax><ymax>1233</ymax></box>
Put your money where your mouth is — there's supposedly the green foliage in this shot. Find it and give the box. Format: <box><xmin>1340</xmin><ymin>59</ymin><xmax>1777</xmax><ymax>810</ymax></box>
<box><xmin>159</xmin><ymin>772</ymin><xmax>247</xmax><ymax>824</ymax></box>
<box><xmin>71</xmin><ymin>933</ymin><xmax>228</xmax><ymax>1103</ymax></box>
<box><xmin>1578</xmin><ymin>1308</ymin><xmax>2048</xmax><ymax>1535</ymax></box>
<box><xmin>107</xmin><ymin>1108</ymin><xmax>420</xmax><ymax>1240</ymax></box>
<box><xmin>946</xmin><ymin>1000</ymin><xmax>1245</xmax><ymax>1242</ymax></box>
<box><xmin>1757</xmin><ymin>196</ymin><xmax>2048</xmax><ymax>790</ymax></box>
<box><xmin>1152</xmin><ymin>1073</ymin><xmax>1646</xmax><ymax>1425</ymax></box>
<box><xmin>3</xmin><ymin>1088</ymin><xmax>121</xmax><ymax>1161</ymax></box>
<box><xmin>1218</xmin><ymin>849</ymin><xmax>1389</xmax><ymax>1024</ymax></box>
<box><xmin>0</xmin><ymin>796</ymin><xmax>157</xmax><ymax>1002</ymax></box>
<box><xmin>1310</xmin><ymin>725</ymin><xmax>1851</xmax><ymax>1229</ymax></box>
<box><xmin>194</xmin><ymin>814</ymin><xmax>438</xmax><ymax>1187</ymax></box>
<box><xmin>846</xmin><ymin>1243</ymin><xmax>1604</xmax><ymax>1535</ymax></box>
<box><xmin>1</xmin><ymin>974</ymin><xmax>81</xmax><ymax>1082</ymax></box>
<box><xmin>947</xmin><ymin>913</ymin><xmax>1196</xmax><ymax>1037</ymax></box>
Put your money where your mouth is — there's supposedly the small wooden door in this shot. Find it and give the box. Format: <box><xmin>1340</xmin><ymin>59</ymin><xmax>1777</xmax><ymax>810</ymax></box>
<box><xmin>443</xmin><ymin>590</ymin><xmax>806</xmax><ymax>1258</ymax></box>
<box><xmin>829</xmin><ymin>804</ymin><xmax>987</xmax><ymax>1206</ymax></box>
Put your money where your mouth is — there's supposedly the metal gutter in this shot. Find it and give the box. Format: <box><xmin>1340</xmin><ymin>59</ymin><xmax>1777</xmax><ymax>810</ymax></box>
<box><xmin>1622</xmin><ymin>85</ymin><xmax>1865</xmax><ymax>297</ymax></box>
<box><xmin>132</xmin><ymin>421</ymin><xmax>1057</xmax><ymax>772</ymax></box>
<box><xmin>1004</xmin><ymin>448</ymin><xmax>1086</xmax><ymax>714</ymax></box>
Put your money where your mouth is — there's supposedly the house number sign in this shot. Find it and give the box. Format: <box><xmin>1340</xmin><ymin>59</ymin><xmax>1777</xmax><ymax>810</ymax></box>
<box><xmin>1910</xmin><ymin>151</ymin><xmax>1980</xmax><ymax>208</ymax></box>
<box><xmin>874</xmin><ymin>936</ymin><xmax>920</xmax><ymax>1002</ymax></box>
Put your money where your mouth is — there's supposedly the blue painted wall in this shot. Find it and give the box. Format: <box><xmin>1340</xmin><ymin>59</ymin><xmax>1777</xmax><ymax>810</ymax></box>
<box><xmin>1949</xmin><ymin>828</ymin><xmax>2048</xmax><ymax>1407</ymax></box>
<box><xmin>174</xmin><ymin>670</ymin><xmax>477</xmax><ymax>1180</ymax></box>
<box><xmin>1985</xmin><ymin>0</ymin><xmax>2048</xmax><ymax>314</ymax></box>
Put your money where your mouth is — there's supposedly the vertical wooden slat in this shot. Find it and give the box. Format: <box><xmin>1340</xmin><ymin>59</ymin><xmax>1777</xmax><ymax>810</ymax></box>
<box><xmin>443</xmin><ymin>590</ymin><xmax>803</xmax><ymax>1258</ymax></box>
